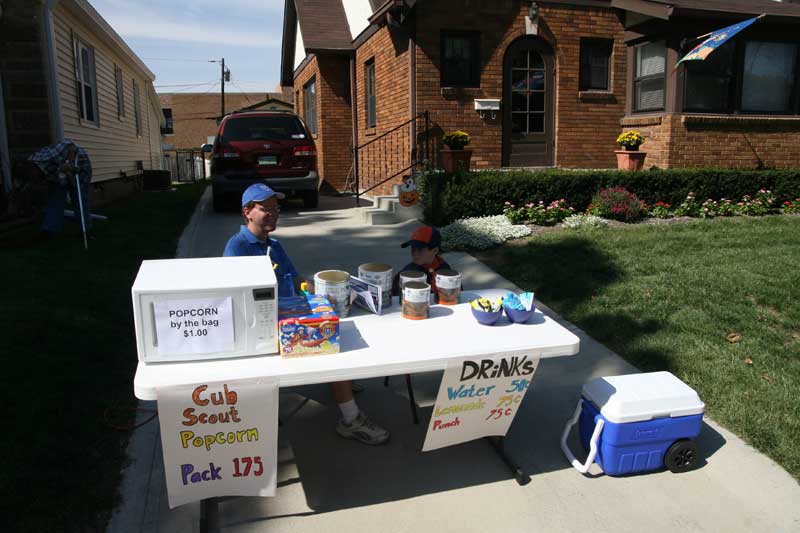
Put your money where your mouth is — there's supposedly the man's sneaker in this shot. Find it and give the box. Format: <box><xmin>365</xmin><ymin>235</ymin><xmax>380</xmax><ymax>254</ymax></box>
<box><xmin>336</xmin><ymin>412</ymin><xmax>390</xmax><ymax>445</ymax></box>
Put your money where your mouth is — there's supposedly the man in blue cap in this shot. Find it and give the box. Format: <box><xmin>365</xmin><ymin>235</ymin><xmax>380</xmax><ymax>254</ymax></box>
<box><xmin>223</xmin><ymin>183</ymin><xmax>390</xmax><ymax>445</ymax></box>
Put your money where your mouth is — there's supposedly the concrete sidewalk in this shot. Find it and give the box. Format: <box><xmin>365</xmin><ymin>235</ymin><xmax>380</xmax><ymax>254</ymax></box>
<box><xmin>108</xmin><ymin>190</ymin><xmax>800</xmax><ymax>532</ymax></box>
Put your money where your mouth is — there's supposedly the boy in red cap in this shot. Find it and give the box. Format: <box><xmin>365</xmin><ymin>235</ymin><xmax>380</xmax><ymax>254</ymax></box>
<box><xmin>392</xmin><ymin>226</ymin><xmax>452</xmax><ymax>299</ymax></box>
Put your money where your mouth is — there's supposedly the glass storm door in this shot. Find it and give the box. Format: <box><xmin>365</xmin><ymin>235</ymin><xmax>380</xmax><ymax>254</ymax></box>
<box><xmin>503</xmin><ymin>39</ymin><xmax>554</xmax><ymax>167</ymax></box>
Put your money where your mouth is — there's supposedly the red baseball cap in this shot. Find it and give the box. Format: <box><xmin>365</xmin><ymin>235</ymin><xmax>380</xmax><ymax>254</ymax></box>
<box><xmin>401</xmin><ymin>226</ymin><xmax>441</xmax><ymax>248</ymax></box>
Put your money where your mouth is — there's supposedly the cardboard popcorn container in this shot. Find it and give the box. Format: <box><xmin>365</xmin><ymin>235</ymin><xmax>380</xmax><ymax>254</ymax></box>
<box><xmin>313</xmin><ymin>270</ymin><xmax>351</xmax><ymax>318</ymax></box>
<box><xmin>402</xmin><ymin>281</ymin><xmax>430</xmax><ymax>320</ymax></box>
<box><xmin>435</xmin><ymin>269</ymin><xmax>462</xmax><ymax>305</ymax></box>
<box><xmin>358</xmin><ymin>262</ymin><xmax>393</xmax><ymax>307</ymax></box>
<box><xmin>398</xmin><ymin>270</ymin><xmax>426</xmax><ymax>304</ymax></box>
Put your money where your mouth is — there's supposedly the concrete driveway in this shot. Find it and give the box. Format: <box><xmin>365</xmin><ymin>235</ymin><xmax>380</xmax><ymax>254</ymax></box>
<box><xmin>109</xmin><ymin>189</ymin><xmax>800</xmax><ymax>533</ymax></box>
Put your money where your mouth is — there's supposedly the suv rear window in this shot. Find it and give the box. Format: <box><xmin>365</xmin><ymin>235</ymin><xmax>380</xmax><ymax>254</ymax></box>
<box><xmin>222</xmin><ymin>115</ymin><xmax>307</xmax><ymax>142</ymax></box>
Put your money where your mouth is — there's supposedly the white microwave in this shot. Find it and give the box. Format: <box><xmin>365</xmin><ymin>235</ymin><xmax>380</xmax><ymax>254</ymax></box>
<box><xmin>132</xmin><ymin>256</ymin><xmax>278</xmax><ymax>363</ymax></box>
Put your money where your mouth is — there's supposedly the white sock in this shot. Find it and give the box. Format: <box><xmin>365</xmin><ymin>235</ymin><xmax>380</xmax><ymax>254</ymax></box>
<box><xmin>338</xmin><ymin>399</ymin><xmax>359</xmax><ymax>424</ymax></box>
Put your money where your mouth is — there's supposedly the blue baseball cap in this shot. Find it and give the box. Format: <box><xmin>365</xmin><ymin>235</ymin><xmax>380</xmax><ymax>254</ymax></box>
<box><xmin>241</xmin><ymin>183</ymin><xmax>285</xmax><ymax>206</ymax></box>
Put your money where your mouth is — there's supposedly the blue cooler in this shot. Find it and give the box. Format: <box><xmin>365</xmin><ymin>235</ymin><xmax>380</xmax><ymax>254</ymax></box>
<box><xmin>561</xmin><ymin>372</ymin><xmax>705</xmax><ymax>476</ymax></box>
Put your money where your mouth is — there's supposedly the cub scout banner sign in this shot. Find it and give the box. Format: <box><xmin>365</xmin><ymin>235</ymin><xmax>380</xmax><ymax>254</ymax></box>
<box><xmin>423</xmin><ymin>353</ymin><xmax>540</xmax><ymax>451</ymax></box>
<box><xmin>157</xmin><ymin>378</ymin><xmax>279</xmax><ymax>508</ymax></box>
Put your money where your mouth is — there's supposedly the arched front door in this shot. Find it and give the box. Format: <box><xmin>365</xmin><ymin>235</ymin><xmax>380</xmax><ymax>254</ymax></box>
<box><xmin>503</xmin><ymin>37</ymin><xmax>555</xmax><ymax>167</ymax></box>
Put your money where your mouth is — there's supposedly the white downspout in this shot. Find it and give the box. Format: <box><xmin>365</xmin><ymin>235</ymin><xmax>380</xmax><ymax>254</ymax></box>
<box><xmin>43</xmin><ymin>0</ymin><xmax>63</xmax><ymax>142</ymax></box>
<box><xmin>0</xmin><ymin>75</ymin><xmax>12</xmax><ymax>195</ymax></box>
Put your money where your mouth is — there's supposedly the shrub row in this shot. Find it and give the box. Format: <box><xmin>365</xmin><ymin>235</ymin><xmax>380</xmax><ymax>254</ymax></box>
<box><xmin>429</xmin><ymin>168</ymin><xmax>800</xmax><ymax>224</ymax></box>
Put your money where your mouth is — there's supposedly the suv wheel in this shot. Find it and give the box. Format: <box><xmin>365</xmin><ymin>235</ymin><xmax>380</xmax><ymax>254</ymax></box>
<box><xmin>303</xmin><ymin>190</ymin><xmax>319</xmax><ymax>208</ymax></box>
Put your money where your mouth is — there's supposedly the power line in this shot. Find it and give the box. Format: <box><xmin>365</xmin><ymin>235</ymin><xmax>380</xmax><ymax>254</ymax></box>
<box><xmin>155</xmin><ymin>80</ymin><xmax>218</xmax><ymax>88</ymax></box>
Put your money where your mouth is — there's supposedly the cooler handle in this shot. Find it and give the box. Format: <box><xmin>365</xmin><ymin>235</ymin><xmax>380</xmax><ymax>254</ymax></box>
<box><xmin>560</xmin><ymin>399</ymin><xmax>605</xmax><ymax>474</ymax></box>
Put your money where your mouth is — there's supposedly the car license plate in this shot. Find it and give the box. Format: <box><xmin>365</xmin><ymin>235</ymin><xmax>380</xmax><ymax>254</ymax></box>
<box><xmin>258</xmin><ymin>155</ymin><xmax>278</xmax><ymax>166</ymax></box>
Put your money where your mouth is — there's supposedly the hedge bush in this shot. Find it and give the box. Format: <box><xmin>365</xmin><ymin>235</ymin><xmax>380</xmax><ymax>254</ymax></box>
<box><xmin>433</xmin><ymin>168</ymin><xmax>800</xmax><ymax>224</ymax></box>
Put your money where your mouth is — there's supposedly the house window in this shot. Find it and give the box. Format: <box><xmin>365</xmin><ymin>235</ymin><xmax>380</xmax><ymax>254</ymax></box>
<box><xmin>741</xmin><ymin>41</ymin><xmax>797</xmax><ymax>113</ymax></box>
<box><xmin>365</xmin><ymin>59</ymin><xmax>376</xmax><ymax>128</ymax></box>
<box><xmin>441</xmin><ymin>31</ymin><xmax>480</xmax><ymax>87</ymax></box>
<box><xmin>303</xmin><ymin>77</ymin><xmax>317</xmax><ymax>134</ymax></box>
<box><xmin>133</xmin><ymin>79</ymin><xmax>141</xmax><ymax>136</ymax></box>
<box><xmin>579</xmin><ymin>38</ymin><xmax>613</xmax><ymax>91</ymax></box>
<box><xmin>683</xmin><ymin>39</ymin><xmax>735</xmax><ymax>113</ymax></box>
<box><xmin>114</xmin><ymin>65</ymin><xmax>125</xmax><ymax>118</ymax></box>
<box><xmin>682</xmin><ymin>40</ymin><xmax>800</xmax><ymax>115</ymax></box>
<box><xmin>162</xmin><ymin>108</ymin><xmax>173</xmax><ymax>135</ymax></box>
<box><xmin>634</xmin><ymin>41</ymin><xmax>666</xmax><ymax>112</ymax></box>
<box><xmin>75</xmin><ymin>39</ymin><xmax>98</xmax><ymax>123</ymax></box>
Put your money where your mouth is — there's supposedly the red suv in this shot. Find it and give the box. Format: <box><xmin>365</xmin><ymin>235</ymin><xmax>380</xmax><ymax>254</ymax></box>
<box><xmin>209</xmin><ymin>111</ymin><xmax>318</xmax><ymax>211</ymax></box>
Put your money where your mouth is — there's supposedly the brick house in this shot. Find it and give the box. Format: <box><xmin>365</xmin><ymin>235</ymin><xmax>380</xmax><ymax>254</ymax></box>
<box><xmin>280</xmin><ymin>0</ymin><xmax>800</xmax><ymax>197</ymax></box>
<box><xmin>1</xmin><ymin>0</ymin><xmax>165</xmax><ymax>216</ymax></box>
<box><xmin>158</xmin><ymin>92</ymin><xmax>293</xmax><ymax>151</ymax></box>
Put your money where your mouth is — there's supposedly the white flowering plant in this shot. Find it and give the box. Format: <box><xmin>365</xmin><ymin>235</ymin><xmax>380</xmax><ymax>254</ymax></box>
<box><xmin>562</xmin><ymin>214</ymin><xmax>610</xmax><ymax>230</ymax></box>
<box><xmin>441</xmin><ymin>215</ymin><xmax>532</xmax><ymax>250</ymax></box>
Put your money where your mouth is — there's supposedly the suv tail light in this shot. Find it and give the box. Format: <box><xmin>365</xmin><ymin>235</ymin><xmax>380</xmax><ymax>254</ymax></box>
<box><xmin>292</xmin><ymin>145</ymin><xmax>316</xmax><ymax>157</ymax></box>
<box><xmin>212</xmin><ymin>144</ymin><xmax>240</xmax><ymax>159</ymax></box>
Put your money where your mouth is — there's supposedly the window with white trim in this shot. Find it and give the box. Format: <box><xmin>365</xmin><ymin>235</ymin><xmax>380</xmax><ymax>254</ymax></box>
<box><xmin>115</xmin><ymin>65</ymin><xmax>125</xmax><ymax>118</ymax></box>
<box><xmin>75</xmin><ymin>39</ymin><xmax>98</xmax><ymax>123</ymax></box>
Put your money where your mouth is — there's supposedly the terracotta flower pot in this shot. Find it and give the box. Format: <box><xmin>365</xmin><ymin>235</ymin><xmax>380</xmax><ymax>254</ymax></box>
<box><xmin>440</xmin><ymin>148</ymin><xmax>472</xmax><ymax>173</ymax></box>
<box><xmin>615</xmin><ymin>150</ymin><xmax>646</xmax><ymax>171</ymax></box>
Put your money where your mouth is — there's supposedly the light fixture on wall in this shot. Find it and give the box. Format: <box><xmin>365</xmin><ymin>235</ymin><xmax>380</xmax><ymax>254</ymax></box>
<box><xmin>526</xmin><ymin>1</ymin><xmax>539</xmax><ymax>35</ymax></box>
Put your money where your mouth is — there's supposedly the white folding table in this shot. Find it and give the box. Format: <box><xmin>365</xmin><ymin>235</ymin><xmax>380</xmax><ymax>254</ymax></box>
<box><xmin>133</xmin><ymin>291</ymin><xmax>580</xmax><ymax>532</ymax></box>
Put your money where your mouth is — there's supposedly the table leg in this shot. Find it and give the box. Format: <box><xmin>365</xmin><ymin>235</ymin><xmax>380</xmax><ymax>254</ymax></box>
<box><xmin>200</xmin><ymin>497</ymin><xmax>220</xmax><ymax>533</ymax></box>
<box><xmin>486</xmin><ymin>436</ymin><xmax>530</xmax><ymax>486</ymax></box>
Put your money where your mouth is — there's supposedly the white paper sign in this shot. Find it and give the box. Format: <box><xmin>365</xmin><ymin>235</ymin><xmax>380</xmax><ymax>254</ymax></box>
<box><xmin>157</xmin><ymin>377</ymin><xmax>279</xmax><ymax>508</ymax></box>
<box><xmin>350</xmin><ymin>276</ymin><xmax>382</xmax><ymax>315</ymax></box>
<box><xmin>154</xmin><ymin>297</ymin><xmax>234</xmax><ymax>356</ymax></box>
<box><xmin>422</xmin><ymin>353</ymin><xmax>540</xmax><ymax>452</ymax></box>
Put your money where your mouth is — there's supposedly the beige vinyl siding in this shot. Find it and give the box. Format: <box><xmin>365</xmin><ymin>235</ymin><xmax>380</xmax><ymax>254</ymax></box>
<box><xmin>53</xmin><ymin>5</ymin><xmax>161</xmax><ymax>183</ymax></box>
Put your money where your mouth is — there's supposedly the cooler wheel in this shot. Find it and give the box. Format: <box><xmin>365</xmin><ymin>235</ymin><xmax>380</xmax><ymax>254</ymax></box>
<box><xmin>664</xmin><ymin>439</ymin><xmax>697</xmax><ymax>473</ymax></box>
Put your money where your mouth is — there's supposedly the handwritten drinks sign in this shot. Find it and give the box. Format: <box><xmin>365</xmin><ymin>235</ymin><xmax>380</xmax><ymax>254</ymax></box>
<box><xmin>154</xmin><ymin>296</ymin><xmax>234</xmax><ymax>356</ymax></box>
<box><xmin>157</xmin><ymin>378</ymin><xmax>278</xmax><ymax>508</ymax></box>
<box><xmin>422</xmin><ymin>353</ymin><xmax>540</xmax><ymax>451</ymax></box>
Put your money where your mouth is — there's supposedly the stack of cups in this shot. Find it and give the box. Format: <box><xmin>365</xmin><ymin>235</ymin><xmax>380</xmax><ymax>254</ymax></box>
<box><xmin>313</xmin><ymin>270</ymin><xmax>351</xmax><ymax>317</ymax></box>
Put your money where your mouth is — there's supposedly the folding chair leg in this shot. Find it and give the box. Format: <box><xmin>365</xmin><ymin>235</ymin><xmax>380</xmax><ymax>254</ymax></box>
<box><xmin>384</xmin><ymin>376</ymin><xmax>390</xmax><ymax>387</ymax></box>
<box><xmin>405</xmin><ymin>374</ymin><xmax>419</xmax><ymax>425</ymax></box>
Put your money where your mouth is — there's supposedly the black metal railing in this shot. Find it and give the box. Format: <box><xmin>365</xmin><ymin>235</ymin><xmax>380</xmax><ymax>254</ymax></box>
<box><xmin>353</xmin><ymin>111</ymin><xmax>436</xmax><ymax>206</ymax></box>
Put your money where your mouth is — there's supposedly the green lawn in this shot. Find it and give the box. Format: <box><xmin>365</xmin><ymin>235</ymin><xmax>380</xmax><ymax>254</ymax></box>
<box><xmin>477</xmin><ymin>216</ymin><xmax>800</xmax><ymax>479</ymax></box>
<box><xmin>0</xmin><ymin>182</ymin><xmax>207</xmax><ymax>532</ymax></box>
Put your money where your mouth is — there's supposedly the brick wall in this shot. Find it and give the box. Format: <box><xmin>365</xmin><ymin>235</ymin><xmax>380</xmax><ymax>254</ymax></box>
<box><xmin>623</xmin><ymin>114</ymin><xmax>800</xmax><ymax>169</ymax></box>
<box><xmin>414</xmin><ymin>0</ymin><xmax>626</xmax><ymax>170</ymax></box>
<box><xmin>355</xmin><ymin>25</ymin><xmax>410</xmax><ymax>196</ymax></box>
<box><xmin>294</xmin><ymin>53</ymin><xmax>353</xmax><ymax>191</ymax></box>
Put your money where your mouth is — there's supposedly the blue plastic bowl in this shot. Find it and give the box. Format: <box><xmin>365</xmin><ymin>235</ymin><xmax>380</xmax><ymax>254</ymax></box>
<box><xmin>471</xmin><ymin>306</ymin><xmax>503</xmax><ymax>326</ymax></box>
<box><xmin>504</xmin><ymin>304</ymin><xmax>535</xmax><ymax>324</ymax></box>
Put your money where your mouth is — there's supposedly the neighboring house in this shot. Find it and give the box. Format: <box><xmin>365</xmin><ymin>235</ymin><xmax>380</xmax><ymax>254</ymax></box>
<box><xmin>0</xmin><ymin>0</ymin><xmax>164</xmax><ymax>215</ymax></box>
<box><xmin>280</xmin><ymin>0</ymin><xmax>800</xmax><ymax>196</ymax></box>
<box><xmin>158</xmin><ymin>92</ymin><xmax>293</xmax><ymax>151</ymax></box>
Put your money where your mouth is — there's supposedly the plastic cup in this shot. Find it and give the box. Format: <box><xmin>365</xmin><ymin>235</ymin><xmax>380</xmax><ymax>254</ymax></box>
<box><xmin>435</xmin><ymin>269</ymin><xmax>461</xmax><ymax>305</ymax></box>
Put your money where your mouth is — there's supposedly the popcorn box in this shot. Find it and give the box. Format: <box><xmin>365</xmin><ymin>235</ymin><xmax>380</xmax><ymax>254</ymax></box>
<box><xmin>278</xmin><ymin>294</ymin><xmax>340</xmax><ymax>357</ymax></box>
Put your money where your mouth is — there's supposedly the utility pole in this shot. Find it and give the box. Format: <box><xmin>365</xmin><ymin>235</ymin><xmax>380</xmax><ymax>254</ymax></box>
<box><xmin>220</xmin><ymin>57</ymin><xmax>225</xmax><ymax>118</ymax></box>
<box><xmin>210</xmin><ymin>58</ymin><xmax>231</xmax><ymax>118</ymax></box>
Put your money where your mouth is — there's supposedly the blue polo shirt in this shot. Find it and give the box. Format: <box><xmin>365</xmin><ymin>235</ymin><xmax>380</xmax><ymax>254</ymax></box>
<box><xmin>223</xmin><ymin>225</ymin><xmax>299</xmax><ymax>297</ymax></box>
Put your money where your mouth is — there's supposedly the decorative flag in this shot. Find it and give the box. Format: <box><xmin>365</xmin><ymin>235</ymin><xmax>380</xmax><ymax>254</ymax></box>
<box><xmin>676</xmin><ymin>15</ymin><xmax>763</xmax><ymax>67</ymax></box>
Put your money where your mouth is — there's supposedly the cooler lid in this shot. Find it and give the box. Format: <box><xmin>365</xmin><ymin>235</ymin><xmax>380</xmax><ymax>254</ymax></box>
<box><xmin>582</xmin><ymin>371</ymin><xmax>705</xmax><ymax>424</ymax></box>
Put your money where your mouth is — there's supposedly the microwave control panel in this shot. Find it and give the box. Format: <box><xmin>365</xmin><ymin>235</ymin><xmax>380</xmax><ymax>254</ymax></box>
<box><xmin>252</xmin><ymin>287</ymin><xmax>277</xmax><ymax>349</ymax></box>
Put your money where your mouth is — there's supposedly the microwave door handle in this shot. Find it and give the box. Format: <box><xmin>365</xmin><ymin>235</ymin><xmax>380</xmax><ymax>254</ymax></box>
<box><xmin>150</xmin><ymin>302</ymin><xmax>158</xmax><ymax>347</ymax></box>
